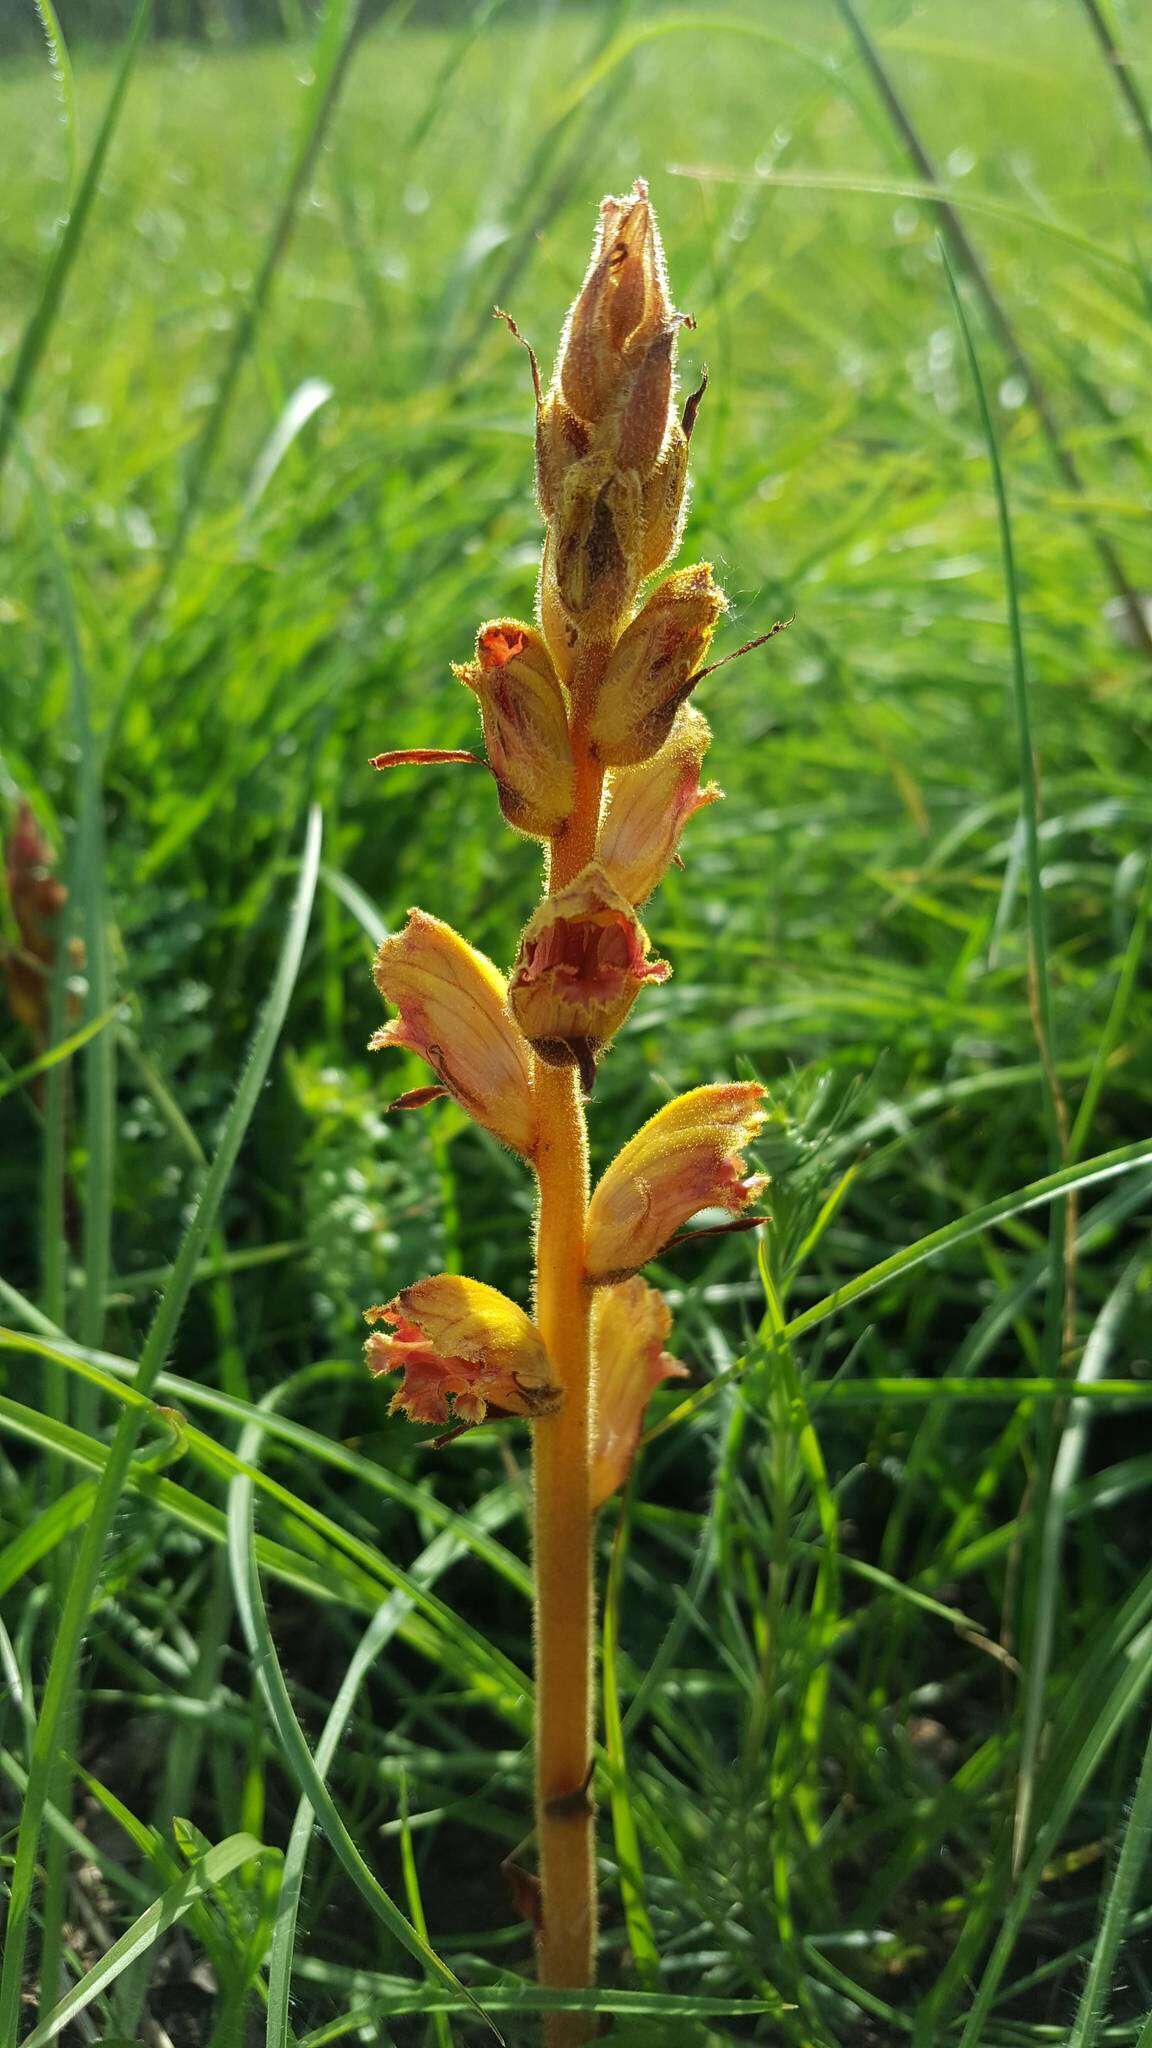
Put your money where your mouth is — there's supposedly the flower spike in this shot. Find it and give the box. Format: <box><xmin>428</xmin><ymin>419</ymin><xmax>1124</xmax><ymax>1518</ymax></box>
<box><xmin>586</xmin><ymin>1082</ymin><xmax>768</xmax><ymax>1282</ymax></box>
<box><xmin>597</xmin><ymin>704</ymin><xmax>720</xmax><ymax>905</ymax></box>
<box><xmin>509</xmin><ymin>862</ymin><xmax>670</xmax><ymax>1086</ymax></box>
<box><xmin>371</xmin><ymin>910</ymin><xmax>536</xmax><ymax>1158</ymax></box>
<box><xmin>366</xmin><ymin>1275</ymin><xmax>561</xmax><ymax>1425</ymax></box>
<box><xmin>591</xmin><ymin>1278</ymin><xmax>687</xmax><ymax>1507</ymax></box>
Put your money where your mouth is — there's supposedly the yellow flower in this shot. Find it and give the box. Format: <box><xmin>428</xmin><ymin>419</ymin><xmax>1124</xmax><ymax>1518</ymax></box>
<box><xmin>591</xmin><ymin>1277</ymin><xmax>687</xmax><ymax>1507</ymax></box>
<box><xmin>509</xmin><ymin>862</ymin><xmax>670</xmax><ymax>1088</ymax></box>
<box><xmin>597</xmin><ymin>704</ymin><xmax>720</xmax><ymax>905</ymax></box>
<box><xmin>585</xmin><ymin>1082</ymin><xmax>767</xmax><ymax>1282</ymax></box>
<box><xmin>371</xmin><ymin>911</ymin><xmax>536</xmax><ymax>1157</ymax></box>
<box><xmin>455</xmin><ymin>620</ymin><xmax>574</xmax><ymax>840</ymax></box>
<box><xmin>588</xmin><ymin>563</ymin><xmax>726</xmax><ymax>767</ymax></box>
<box><xmin>366</xmin><ymin>1274</ymin><xmax>561</xmax><ymax>1425</ymax></box>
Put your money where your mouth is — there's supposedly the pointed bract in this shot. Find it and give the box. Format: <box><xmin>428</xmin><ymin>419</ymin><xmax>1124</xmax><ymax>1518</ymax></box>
<box><xmin>598</xmin><ymin>705</ymin><xmax>720</xmax><ymax>904</ymax></box>
<box><xmin>586</xmin><ymin>1082</ymin><xmax>767</xmax><ymax>1281</ymax></box>
<box><xmin>455</xmin><ymin>620</ymin><xmax>575</xmax><ymax>839</ymax></box>
<box><xmin>509</xmin><ymin>862</ymin><xmax>670</xmax><ymax>1078</ymax></box>
<box><xmin>371</xmin><ymin>911</ymin><xmax>536</xmax><ymax>1157</ymax></box>
<box><xmin>365</xmin><ymin>1274</ymin><xmax>561</xmax><ymax>1425</ymax></box>
<box><xmin>588</xmin><ymin>563</ymin><xmax>726</xmax><ymax>767</ymax></box>
<box><xmin>591</xmin><ymin>1277</ymin><xmax>688</xmax><ymax>1507</ymax></box>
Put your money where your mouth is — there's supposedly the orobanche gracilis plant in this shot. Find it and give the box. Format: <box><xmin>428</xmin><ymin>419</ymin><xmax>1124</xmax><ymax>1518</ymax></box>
<box><xmin>366</xmin><ymin>182</ymin><xmax>781</xmax><ymax>2035</ymax></box>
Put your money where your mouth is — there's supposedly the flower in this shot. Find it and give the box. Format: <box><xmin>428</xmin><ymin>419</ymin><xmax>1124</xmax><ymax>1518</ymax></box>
<box><xmin>371</xmin><ymin>911</ymin><xmax>536</xmax><ymax>1157</ymax></box>
<box><xmin>597</xmin><ymin>705</ymin><xmax>720</xmax><ymax>904</ymax></box>
<box><xmin>591</xmin><ymin>1277</ymin><xmax>687</xmax><ymax>1507</ymax></box>
<box><xmin>455</xmin><ymin>620</ymin><xmax>574</xmax><ymax>839</ymax></box>
<box><xmin>508</xmin><ymin>862</ymin><xmax>670</xmax><ymax>1086</ymax></box>
<box><xmin>585</xmin><ymin>1082</ymin><xmax>767</xmax><ymax>1282</ymax></box>
<box><xmin>588</xmin><ymin>563</ymin><xmax>726</xmax><ymax>767</ymax></box>
<box><xmin>366</xmin><ymin>1275</ymin><xmax>561</xmax><ymax>1425</ymax></box>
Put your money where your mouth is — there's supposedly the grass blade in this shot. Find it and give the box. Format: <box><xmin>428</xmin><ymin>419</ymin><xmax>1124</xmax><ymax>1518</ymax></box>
<box><xmin>0</xmin><ymin>0</ymin><xmax>150</xmax><ymax>490</ymax></box>
<box><xmin>227</xmin><ymin>1389</ymin><xmax>499</xmax><ymax>2039</ymax></box>
<box><xmin>22</xmin><ymin>1833</ymin><xmax>278</xmax><ymax>2048</ymax></box>
<box><xmin>0</xmin><ymin>806</ymin><xmax>322</xmax><ymax>2042</ymax></box>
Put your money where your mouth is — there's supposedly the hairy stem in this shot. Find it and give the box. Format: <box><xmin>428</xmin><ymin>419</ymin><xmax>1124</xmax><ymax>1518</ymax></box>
<box><xmin>531</xmin><ymin>665</ymin><xmax>605</xmax><ymax>2044</ymax></box>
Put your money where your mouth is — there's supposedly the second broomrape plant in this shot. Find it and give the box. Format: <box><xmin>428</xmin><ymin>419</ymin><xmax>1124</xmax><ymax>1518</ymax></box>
<box><xmin>365</xmin><ymin>182</ymin><xmax>778</xmax><ymax>2040</ymax></box>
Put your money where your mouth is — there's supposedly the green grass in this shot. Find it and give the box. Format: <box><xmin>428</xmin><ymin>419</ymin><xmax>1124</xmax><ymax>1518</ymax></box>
<box><xmin>2</xmin><ymin>0</ymin><xmax>1152</xmax><ymax>2041</ymax></box>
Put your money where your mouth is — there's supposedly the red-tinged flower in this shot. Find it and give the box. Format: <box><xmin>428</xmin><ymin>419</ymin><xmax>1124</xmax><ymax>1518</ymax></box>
<box><xmin>597</xmin><ymin>704</ymin><xmax>720</xmax><ymax>905</ymax></box>
<box><xmin>588</xmin><ymin>563</ymin><xmax>726</xmax><ymax>767</ymax></box>
<box><xmin>371</xmin><ymin>911</ymin><xmax>536</xmax><ymax>1158</ymax></box>
<box><xmin>508</xmin><ymin>862</ymin><xmax>670</xmax><ymax>1086</ymax></box>
<box><xmin>591</xmin><ymin>1277</ymin><xmax>687</xmax><ymax>1507</ymax></box>
<box><xmin>365</xmin><ymin>1274</ymin><xmax>561</xmax><ymax>1425</ymax></box>
<box><xmin>454</xmin><ymin>620</ymin><xmax>574</xmax><ymax>839</ymax></box>
<box><xmin>585</xmin><ymin>1082</ymin><xmax>768</xmax><ymax>1282</ymax></box>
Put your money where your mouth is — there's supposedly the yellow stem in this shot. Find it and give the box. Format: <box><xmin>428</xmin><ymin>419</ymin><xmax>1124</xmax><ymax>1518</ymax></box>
<box><xmin>531</xmin><ymin>664</ymin><xmax>605</xmax><ymax>2046</ymax></box>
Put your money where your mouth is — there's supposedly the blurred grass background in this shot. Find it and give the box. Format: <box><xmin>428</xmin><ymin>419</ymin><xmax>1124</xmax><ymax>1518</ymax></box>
<box><xmin>1</xmin><ymin>0</ymin><xmax>1152</xmax><ymax>2041</ymax></box>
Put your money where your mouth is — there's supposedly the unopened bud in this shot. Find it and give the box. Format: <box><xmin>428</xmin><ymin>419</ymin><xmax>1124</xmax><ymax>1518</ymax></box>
<box><xmin>558</xmin><ymin>182</ymin><xmax>673</xmax><ymax>425</ymax></box>
<box><xmin>550</xmin><ymin>457</ymin><xmax>642</xmax><ymax>637</ymax></box>
<box><xmin>535</xmin><ymin>394</ymin><xmax>589</xmax><ymax>522</ymax></box>
<box><xmin>588</xmin><ymin>563</ymin><xmax>726</xmax><ymax>767</ymax></box>
<box><xmin>455</xmin><ymin>622</ymin><xmax>574</xmax><ymax>839</ymax></box>
<box><xmin>638</xmin><ymin>424</ymin><xmax>689</xmax><ymax>578</ymax></box>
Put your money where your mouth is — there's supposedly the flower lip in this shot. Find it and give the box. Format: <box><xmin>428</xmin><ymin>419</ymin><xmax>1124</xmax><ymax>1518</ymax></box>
<box><xmin>478</xmin><ymin>624</ymin><xmax>526</xmax><ymax>669</ymax></box>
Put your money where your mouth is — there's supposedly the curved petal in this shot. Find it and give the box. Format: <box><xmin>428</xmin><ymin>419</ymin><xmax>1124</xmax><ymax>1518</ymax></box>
<box><xmin>597</xmin><ymin>704</ymin><xmax>721</xmax><ymax>904</ymax></box>
<box><xmin>371</xmin><ymin>910</ymin><xmax>536</xmax><ymax>1158</ymax></box>
<box><xmin>592</xmin><ymin>1277</ymin><xmax>687</xmax><ymax>1507</ymax></box>
<box><xmin>586</xmin><ymin>1082</ymin><xmax>767</xmax><ymax>1282</ymax></box>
